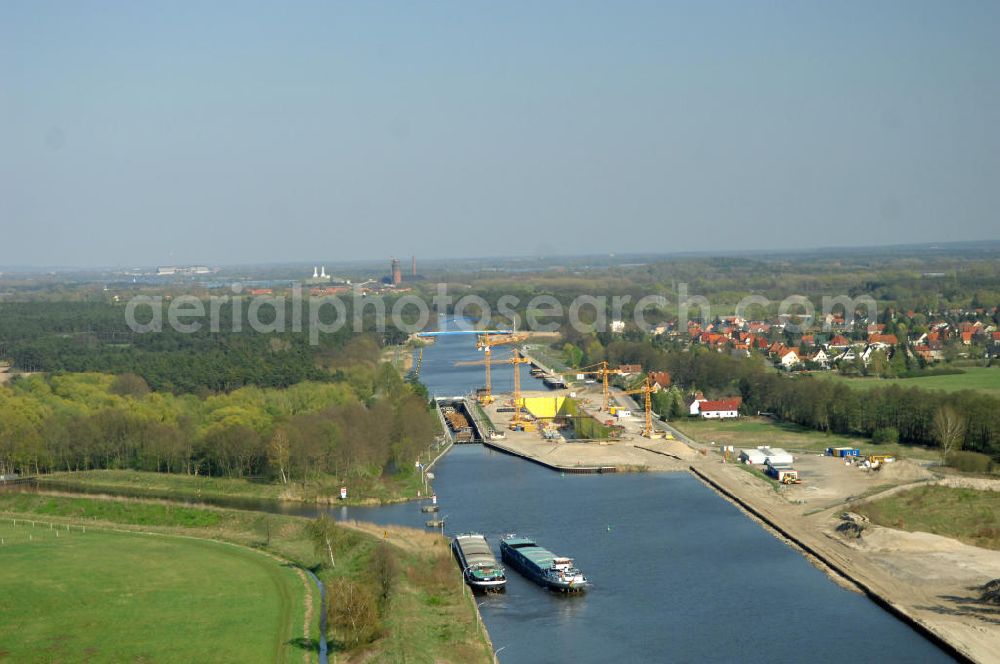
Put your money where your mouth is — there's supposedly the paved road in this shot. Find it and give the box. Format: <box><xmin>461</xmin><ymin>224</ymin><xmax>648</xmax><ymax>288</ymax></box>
<box><xmin>609</xmin><ymin>386</ymin><xmax>704</xmax><ymax>449</ymax></box>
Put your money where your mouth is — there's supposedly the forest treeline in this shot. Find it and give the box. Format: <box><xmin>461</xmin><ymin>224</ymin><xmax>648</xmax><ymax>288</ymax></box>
<box><xmin>738</xmin><ymin>373</ymin><xmax>1000</xmax><ymax>460</ymax></box>
<box><xmin>0</xmin><ymin>365</ymin><xmax>438</xmax><ymax>481</ymax></box>
<box><xmin>0</xmin><ymin>301</ymin><xmax>410</xmax><ymax>393</ymax></box>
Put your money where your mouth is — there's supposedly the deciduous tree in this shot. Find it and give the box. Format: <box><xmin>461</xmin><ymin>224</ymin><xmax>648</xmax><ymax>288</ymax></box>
<box><xmin>932</xmin><ymin>405</ymin><xmax>967</xmax><ymax>464</ymax></box>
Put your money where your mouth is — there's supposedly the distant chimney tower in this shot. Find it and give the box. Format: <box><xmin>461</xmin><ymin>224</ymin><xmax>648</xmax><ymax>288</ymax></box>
<box><xmin>411</xmin><ymin>255</ymin><xmax>416</xmax><ymax>277</ymax></box>
<box><xmin>391</xmin><ymin>258</ymin><xmax>402</xmax><ymax>285</ymax></box>
<box><xmin>312</xmin><ymin>266</ymin><xmax>318</xmax><ymax>279</ymax></box>
<box><xmin>320</xmin><ymin>266</ymin><xmax>327</xmax><ymax>278</ymax></box>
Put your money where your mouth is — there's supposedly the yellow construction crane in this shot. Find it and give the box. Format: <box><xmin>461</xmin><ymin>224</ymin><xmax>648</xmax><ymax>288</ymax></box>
<box><xmin>476</xmin><ymin>332</ymin><xmax>527</xmax><ymax>404</ymax></box>
<box><xmin>622</xmin><ymin>375</ymin><xmax>655</xmax><ymax>438</ymax></box>
<box><xmin>507</xmin><ymin>348</ymin><xmax>535</xmax><ymax>431</ymax></box>
<box><xmin>579</xmin><ymin>361</ymin><xmax>625</xmax><ymax>411</ymax></box>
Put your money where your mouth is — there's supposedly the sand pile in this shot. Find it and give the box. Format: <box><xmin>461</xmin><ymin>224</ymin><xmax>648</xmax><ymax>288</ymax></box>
<box><xmin>659</xmin><ymin>438</ymin><xmax>698</xmax><ymax>460</ymax></box>
<box><xmin>876</xmin><ymin>459</ymin><xmax>934</xmax><ymax>482</ymax></box>
<box><xmin>835</xmin><ymin>512</ymin><xmax>870</xmax><ymax>539</ymax></box>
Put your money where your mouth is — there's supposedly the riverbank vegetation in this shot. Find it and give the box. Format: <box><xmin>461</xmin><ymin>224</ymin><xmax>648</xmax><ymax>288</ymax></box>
<box><xmin>0</xmin><ymin>491</ymin><xmax>492</xmax><ymax>663</ymax></box>
<box><xmin>855</xmin><ymin>485</ymin><xmax>1000</xmax><ymax>551</ymax></box>
<box><xmin>0</xmin><ymin>364</ymin><xmax>440</xmax><ymax>504</ymax></box>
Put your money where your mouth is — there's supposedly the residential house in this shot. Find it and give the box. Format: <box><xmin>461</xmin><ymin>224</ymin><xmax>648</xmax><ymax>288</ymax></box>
<box><xmin>913</xmin><ymin>345</ymin><xmax>944</xmax><ymax>363</ymax></box>
<box><xmin>777</xmin><ymin>348</ymin><xmax>800</xmax><ymax>369</ymax></box>
<box><xmin>648</xmin><ymin>371</ymin><xmax>672</xmax><ymax>391</ymax></box>
<box><xmin>808</xmin><ymin>349</ymin><xmax>830</xmax><ymax>368</ymax></box>
<box><xmin>688</xmin><ymin>391</ymin><xmax>707</xmax><ymax>416</ymax></box>
<box><xmin>868</xmin><ymin>334</ymin><xmax>898</xmax><ymax>349</ymax></box>
<box><xmin>693</xmin><ymin>397</ymin><xmax>742</xmax><ymax>419</ymax></box>
<box><xmin>828</xmin><ymin>334</ymin><xmax>851</xmax><ymax>349</ymax></box>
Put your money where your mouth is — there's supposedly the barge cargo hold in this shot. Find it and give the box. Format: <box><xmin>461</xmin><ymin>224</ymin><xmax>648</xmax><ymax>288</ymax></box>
<box><xmin>452</xmin><ymin>533</ymin><xmax>507</xmax><ymax>591</ymax></box>
<box><xmin>499</xmin><ymin>534</ymin><xmax>587</xmax><ymax>592</ymax></box>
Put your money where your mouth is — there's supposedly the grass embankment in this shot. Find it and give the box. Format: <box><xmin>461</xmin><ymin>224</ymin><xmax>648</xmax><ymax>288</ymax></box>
<box><xmin>818</xmin><ymin>367</ymin><xmax>1000</xmax><ymax>397</ymax></box>
<box><xmin>673</xmin><ymin>416</ymin><xmax>939</xmax><ymax>461</ymax></box>
<box><xmin>0</xmin><ymin>516</ymin><xmax>306</xmax><ymax>663</ymax></box>
<box><xmin>331</xmin><ymin>524</ymin><xmax>493</xmax><ymax>663</ymax></box>
<box><xmin>0</xmin><ymin>491</ymin><xmax>223</xmax><ymax>527</ymax></box>
<box><xmin>0</xmin><ymin>492</ymin><xmax>491</xmax><ymax>664</ymax></box>
<box><xmin>39</xmin><ymin>467</ymin><xmax>429</xmax><ymax>506</ymax></box>
<box><xmin>855</xmin><ymin>485</ymin><xmax>1000</xmax><ymax>551</ymax></box>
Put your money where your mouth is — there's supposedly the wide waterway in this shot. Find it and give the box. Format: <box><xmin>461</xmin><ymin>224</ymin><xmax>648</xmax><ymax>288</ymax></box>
<box><xmin>362</xmin><ymin>325</ymin><xmax>953</xmax><ymax>663</ymax></box>
<box><xmin>44</xmin><ymin>323</ymin><xmax>954</xmax><ymax>662</ymax></box>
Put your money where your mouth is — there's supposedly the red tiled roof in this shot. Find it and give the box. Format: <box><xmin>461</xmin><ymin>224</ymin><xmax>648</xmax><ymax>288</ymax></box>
<box><xmin>699</xmin><ymin>397</ymin><xmax>742</xmax><ymax>413</ymax></box>
<box><xmin>648</xmin><ymin>371</ymin><xmax>671</xmax><ymax>388</ymax></box>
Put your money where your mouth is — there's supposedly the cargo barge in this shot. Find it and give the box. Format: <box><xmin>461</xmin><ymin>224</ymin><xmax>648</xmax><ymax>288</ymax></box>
<box><xmin>452</xmin><ymin>533</ymin><xmax>507</xmax><ymax>591</ymax></box>
<box><xmin>499</xmin><ymin>534</ymin><xmax>587</xmax><ymax>592</ymax></box>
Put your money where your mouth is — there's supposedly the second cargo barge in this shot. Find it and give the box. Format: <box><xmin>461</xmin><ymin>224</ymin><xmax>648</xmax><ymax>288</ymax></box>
<box><xmin>499</xmin><ymin>534</ymin><xmax>587</xmax><ymax>592</ymax></box>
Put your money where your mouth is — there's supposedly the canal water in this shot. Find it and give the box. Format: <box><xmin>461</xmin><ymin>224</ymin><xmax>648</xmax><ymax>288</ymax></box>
<box><xmin>351</xmin><ymin>325</ymin><xmax>953</xmax><ymax>663</ymax></box>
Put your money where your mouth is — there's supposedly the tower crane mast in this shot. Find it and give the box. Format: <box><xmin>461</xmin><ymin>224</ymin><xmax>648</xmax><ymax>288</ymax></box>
<box><xmin>476</xmin><ymin>332</ymin><xmax>527</xmax><ymax>404</ymax></box>
<box><xmin>578</xmin><ymin>361</ymin><xmax>625</xmax><ymax>411</ymax></box>
<box><xmin>622</xmin><ymin>375</ymin><xmax>655</xmax><ymax>438</ymax></box>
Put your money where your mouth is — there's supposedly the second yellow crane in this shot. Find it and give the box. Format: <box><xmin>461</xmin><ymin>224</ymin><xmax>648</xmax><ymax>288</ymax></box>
<box><xmin>622</xmin><ymin>375</ymin><xmax>655</xmax><ymax>438</ymax></box>
<box><xmin>579</xmin><ymin>361</ymin><xmax>624</xmax><ymax>411</ymax></box>
<box><xmin>476</xmin><ymin>332</ymin><xmax>527</xmax><ymax>404</ymax></box>
<box><xmin>507</xmin><ymin>348</ymin><xmax>534</xmax><ymax>431</ymax></box>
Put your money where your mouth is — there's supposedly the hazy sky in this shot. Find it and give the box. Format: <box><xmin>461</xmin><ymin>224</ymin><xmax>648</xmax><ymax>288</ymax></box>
<box><xmin>3</xmin><ymin>1</ymin><xmax>998</xmax><ymax>267</ymax></box>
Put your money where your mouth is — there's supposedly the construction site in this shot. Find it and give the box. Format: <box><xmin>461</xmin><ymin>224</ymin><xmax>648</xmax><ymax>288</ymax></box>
<box><xmin>421</xmin><ymin>330</ymin><xmax>696</xmax><ymax>473</ymax></box>
<box><xmin>416</xmin><ymin>327</ymin><xmax>1000</xmax><ymax>662</ymax></box>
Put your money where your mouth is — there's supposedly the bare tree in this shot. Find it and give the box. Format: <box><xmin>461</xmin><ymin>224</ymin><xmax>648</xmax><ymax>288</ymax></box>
<box><xmin>932</xmin><ymin>405</ymin><xmax>966</xmax><ymax>464</ymax></box>
<box><xmin>267</xmin><ymin>428</ymin><xmax>290</xmax><ymax>484</ymax></box>
<box><xmin>307</xmin><ymin>515</ymin><xmax>338</xmax><ymax>568</ymax></box>
<box><xmin>326</xmin><ymin>579</ymin><xmax>380</xmax><ymax>648</ymax></box>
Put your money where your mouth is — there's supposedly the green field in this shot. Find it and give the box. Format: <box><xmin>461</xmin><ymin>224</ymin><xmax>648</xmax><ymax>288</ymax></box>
<box><xmin>39</xmin><ymin>467</ymin><xmax>427</xmax><ymax>506</ymax></box>
<box><xmin>0</xmin><ymin>492</ymin><xmax>492</xmax><ymax>663</ymax></box>
<box><xmin>818</xmin><ymin>367</ymin><xmax>1000</xmax><ymax>396</ymax></box>
<box><xmin>0</xmin><ymin>519</ymin><xmax>307</xmax><ymax>663</ymax></box>
<box><xmin>0</xmin><ymin>492</ymin><xmax>223</xmax><ymax>527</ymax></box>
<box><xmin>855</xmin><ymin>485</ymin><xmax>1000</xmax><ymax>550</ymax></box>
<box><xmin>673</xmin><ymin>416</ymin><xmax>939</xmax><ymax>461</ymax></box>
